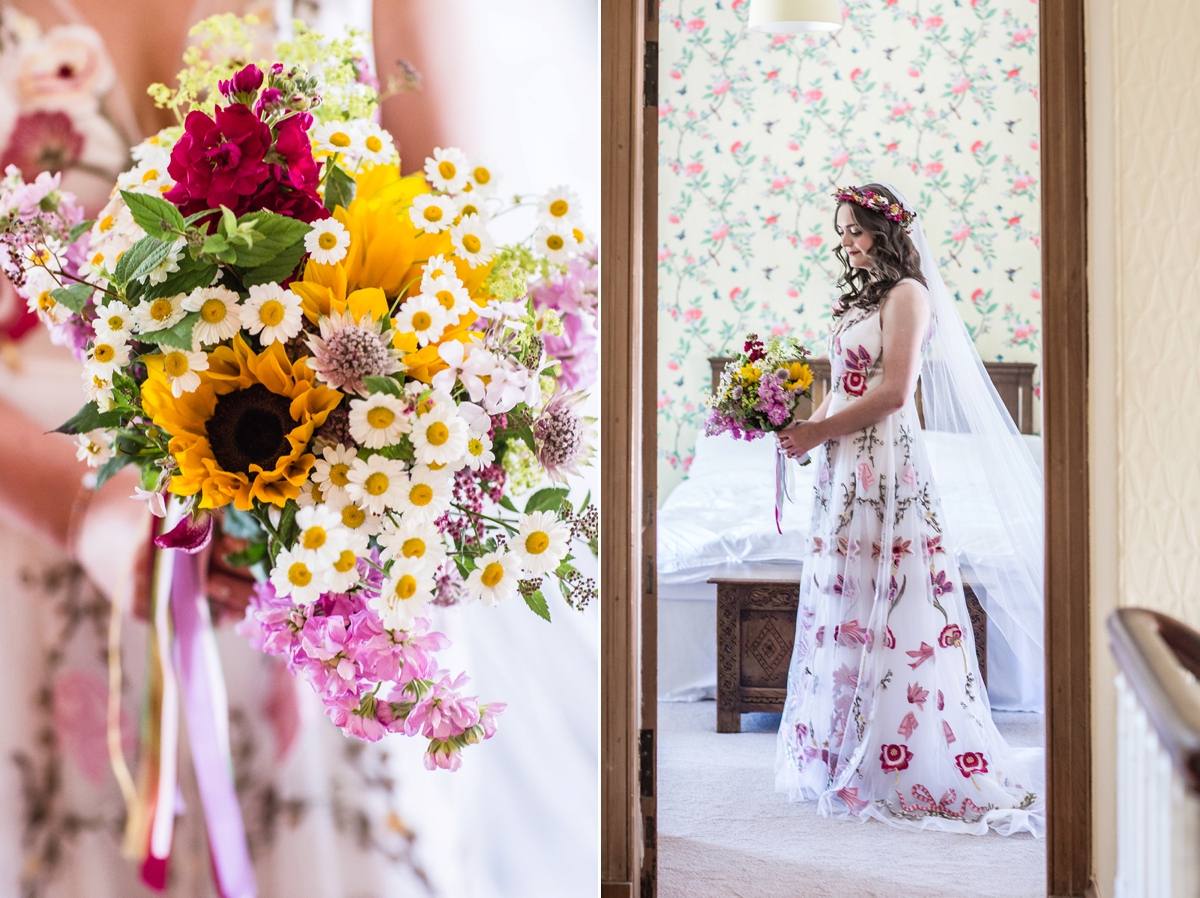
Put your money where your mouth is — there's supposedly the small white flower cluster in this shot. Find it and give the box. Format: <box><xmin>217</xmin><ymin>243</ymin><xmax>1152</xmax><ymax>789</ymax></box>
<box><xmin>533</xmin><ymin>184</ymin><xmax>592</xmax><ymax>264</ymax></box>
<box><xmin>311</xmin><ymin>119</ymin><xmax>398</xmax><ymax>168</ymax></box>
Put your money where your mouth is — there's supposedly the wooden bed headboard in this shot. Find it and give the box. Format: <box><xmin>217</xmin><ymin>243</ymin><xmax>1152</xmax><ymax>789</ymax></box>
<box><xmin>707</xmin><ymin>356</ymin><xmax>1038</xmax><ymax>435</ymax></box>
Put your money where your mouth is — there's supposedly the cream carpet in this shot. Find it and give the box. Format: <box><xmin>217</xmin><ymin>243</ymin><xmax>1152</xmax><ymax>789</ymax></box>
<box><xmin>657</xmin><ymin>702</ymin><xmax>1047</xmax><ymax>898</ymax></box>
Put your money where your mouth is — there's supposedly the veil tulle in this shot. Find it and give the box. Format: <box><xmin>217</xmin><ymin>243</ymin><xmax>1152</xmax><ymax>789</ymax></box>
<box><xmin>878</xmin><ymin>181</ymin><xmax>1045</xmax><ymax>711</ymax></box>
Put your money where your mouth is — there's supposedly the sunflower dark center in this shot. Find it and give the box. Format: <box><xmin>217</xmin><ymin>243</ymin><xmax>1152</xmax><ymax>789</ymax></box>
<box><xmin>207</xmin><ymin>384</ymin><xmax>294</xmax><ymax>474</ymax></box>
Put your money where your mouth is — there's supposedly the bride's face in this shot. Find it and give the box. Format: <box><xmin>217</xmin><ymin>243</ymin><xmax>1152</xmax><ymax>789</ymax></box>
<box><xmin>836</xmin><ymin>205</ymin><xmax>873</xmax><ymax>269</ymax></box>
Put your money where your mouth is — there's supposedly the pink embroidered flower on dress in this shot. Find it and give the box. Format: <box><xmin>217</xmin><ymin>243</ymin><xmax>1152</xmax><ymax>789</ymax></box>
<box><xmin>907</xmin><ymin>682</ymin><xmax>929</xmax><ymax>709</ymax></box>
<box><xmin>938</xmin><ymin>689</ymin><xmax>945</xmax><ymax>710</ymax></box>
<box><xmin>838</xmin><ymin>786</ymin><xmax>869</xmax><ymax>813</ymax></box>
<box><xmin>943</xmin><ymin>720</ymin><xmax>956</xmax><ymax>744</ymax></box>
<box><xmin>898</xmin><ymin>711</ymin><xmax>919</xmax><ymax>739</ymax></box>
<box><xmin>856</xmin><ymin>461</ymin><xmax>875</xmax><ymax>492</ymax></box>
<box><xmin>880</xmin><ymin>743</ymin><xmax>913</xmax><ymax>773</ymax></box>
<box><xmin>835</xmin><ymin>619</ymin><xmax>869</xmax><ymax>646</ymax></box>
<box><xmin>884</xmin><ymin>626</ymin><xmax>896</xmax><ymax>649</ymax></box>
<box><xmin>902</xmin><ymin>463</ymin><xmax>918</xmax><ymax>489</ymax></box>
<box><xmin>939</xmin><ymin>623</ymin><xmax>964</xmax><ymax>648</ymax></box>
<box><xmin>955</xmin><ymin>751</ymin><xmax>988</xmax><ymax>778</ymax></box>
<box><xmin>931</xmin><ymin>569</ymin><xmax>955</xmax><ymax>597</ymax></box>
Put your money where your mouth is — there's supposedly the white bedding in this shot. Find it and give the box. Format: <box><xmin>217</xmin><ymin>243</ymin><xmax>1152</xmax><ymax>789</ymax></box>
<box><xmin>656</xmin><ymin>430</ymin><xmax>1045</xmax><ymax>710</ymax></box>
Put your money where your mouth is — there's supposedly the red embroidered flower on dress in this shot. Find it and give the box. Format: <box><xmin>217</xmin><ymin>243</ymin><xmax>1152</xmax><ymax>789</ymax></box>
<box><xmin>843</xmin><ymin>370</ymin><xmax>868</xmax><ymax>397</ymax></box>
<box><xmin>880</xmin><ymin>743</ymin><xmax>913</xmax><ymax>772</ymax></box>
<box><xmin>841</xmin><ymin>344</ymin><xmax>872</xmax><ymax>397</ymax></box>
<box><xmin>955</xmin><ymin>751</ymin><xmax>988</xmax><ymax>777</ymax></box>
<box><xmin>938</xmin><ymin>623</ymin><xmax>963</xmax><ymax>648</ymax></box>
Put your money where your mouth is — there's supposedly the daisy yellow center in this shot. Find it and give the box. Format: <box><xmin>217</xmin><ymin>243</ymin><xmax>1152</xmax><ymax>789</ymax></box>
<box><xmin>365</xmin><ymin>472</ymin><xmax>390</xmax><ymax>496</ymax></box>
<box><xmin>462</xmin><ymin>234</ymin><xmax>482</xmax><ymax>254</ymax></box>
<box><xmin>468</xmin><ymin>438</ymin><xmax>483</xmax><ymax>456</ymax></box>
<box><xmin>200</xmin><ymin>298</ymin><xmax>227</xmax><ymax>323</ymax></box>
<box><xmin>91</xmin><ymin>375</ymin><xmax>107</xmax><ymax>389</ymax></box>
<box><xmin>412</xmin><ymin>310</ymin><xmax>433</xmax><ymax>331</ymax></box>
<box><xmin>91</xmin><ymin>252</ymin><xmax>105</xmax><ymax>266</ymax></box>
<box><xmin>93</xmin><ymin>343</ymin><xmax>116</xmax><ymax>363</ymax></box>
<box><xmin>329</xmin><ymin>462</ymin><xmax>350</xmax><ymax>486</ymax></box>
<box><xmin>401</xmin><ymin>537</ymin><xmax>426</xmax><ymax>558</ymax></box>
<box><xmin>288</xmin><ymin>562</ymin><xmax>313</xmax><ymax>587</ymax></box>
<box><xmin>150</xmin><ymin>298</ymin><xmax>174</xmax><ymax>321</ymax></box>
<box><xmin>258</xmin><ymin>300</ymin><xmax>285</xmax><ymax>326</ymax></box>
<box><xmin>37</xmin><ymin>291</ymin><xmax>54</xmax><ymax>311</ymax></box>
<box><xmin>436</xmin><ymin>290</ymin><xmax>456</xmax><ymax>310</ymax></box>
<box><xmin>163</xmin><ymin>351</ymin><xmax>189</xmax><ymax>377</ymax></box>
<box><xmin>330</xmin><ymin>131</ymin><xmax>352</xmax><ymax>148</ymax></box>
<box><xmin>572</xmin><ymin>228</ymin><xmax>585</xmax><ymax>243</ymax></box>
<box><xmin>423</xmin><ymin>205</ymin><xmax>444</xmax><ymax>223</ymax></box>
<box><xmin>481</xmin><ymin>562</ymin><xmax>504</xmax><ymax>588</ymax></box>
<box><xmin>302</xmin><ymin>526</ymin><xmax>327</xmax><ymax>550</ymax></box>
<box><xmin>438</xmin><ymin>160</ymin><xmax>457</xmax><ymax>180</ymax></box>
<box><xmin>106</xmin><ymin>314</ymin><xmax>125</xmax><ymax>330</ymax></box>
<box><xmin>525</xmin><ymin>531</ymin><xmax>550</xmax><ymax>555</ymax></box>
<box><xmin>428</xmin><ymin>461</ymin><xmax>446</xmax><ymax>470</ymax></box>
<box><xmin>142</xmin><ymin>169</ymin><xmax>159</xmax><ymax>183</ymax></box>
<box><xmin>394</xmin><ymin>574</ymin><xmax>418</xmax><ymax>600</ymax></box>
<box><xmin>333</xmin><ymin>549</ymin><xmax>357</xmax><ymax>573</ymax></box>
<box><xmin>460</xmin><ymin>203</ymin><xmax>479</xmax><ymax>217</ymax></box>
<box><xmin>473</xmin><ymin>166</ymin><xmax>491</xmax><ymax>185</ymax></box>
<box><xmin>318</xmin><ymin>231</ymin><xmax>339</xmax><ymax>250</ymax></box>
<box><xmin>549</xmin><ymin>199</ymin><xmax>569</xmax><ymax>217</ymax></box>
<box><xmin>367</xmin><ymin>406</ymin><xmax>395</xmax><ymax>429</ymax></box>
<box><xmin>409</xmin><ymin>483</ymin><xmax>433</xmax><ymax>506</ymax></box>
<box><xmin>545</xmin><ymin>234</ymin><xmax>565</xmax><ymax>251</ymax></box>
<box><xmin>341</xmin><ymin>504</ymin><xmax>366</xmax><ymax>528</ymax></box>
<box><xmin>308</xmin><ymin>482</ymin><xmax>323</xmax><ymax>501</ymax></box>
<box><xmin>365</xmin><ymin>135</ymin><xmax>383</xmax><ymax>153</ymax></box>
<box><xmin>99</xmin><ymin>215</ymin><xmax>114</xmax><ymax>232</ymax></box>
<box><xmin>425</xmin><ymin>421</ymin><xmax>449</xmax><ymax>446</ymax></box>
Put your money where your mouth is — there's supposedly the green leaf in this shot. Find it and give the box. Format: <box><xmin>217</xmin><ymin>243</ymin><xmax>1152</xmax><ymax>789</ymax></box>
<box><xmin>201</xmin><ymin>233</ymin><xmax>230</xmax><ymax>255</ymax></box>
<box><xmin>498</xmin><ymin>495</ymin><xmax>518</xmax><ymax>513</ymax></box>
<box><xmin>67</xmin><ymin>219</ymin><xmax>96</xmax><ymax>244</ymax></box>
<box><xmin>184</xmin><ymin>209</ymin><xmax>218</xmax><ymax>226</ymax></box>
<box><xmin>513</xmin><ymin>424</ymin><xmax>537</xmax><ymax>455</ymax></box>
<box><xmin>139</xmin><ymin>463</ymin><xmax>161</xmax><ymax>491</ymax></box>
<box><xmin>554</xmin><ymin>558</ymin><xmax>578</xmax><ymax>578</ymax></box>
<box><xmin>522</xmin><ymin>588</ymin><xmax>551</xmax><ymax>622</ymax></box>
<box><xmin>277</xmin><ymin>500</ymin><xmax>300</xmax><ymax>546</ymax></box>
<box><xmin>94</xmin><ymin>453</ymin><xmax>133</xmax><ymax>491</ymax></box>
<box><xmin>49</xmin><ymin>282</ymin><xmax>94</xmax><ymax>314</ymax></box>
<box><xmin>146</xmin><ymin>312</ymin><xmax>199</xmax><ymax>350</ymax></box>
<box><xmin>53</xmin><ymin>401</ymin><xmax>123</xmax><ymax>435</ymax></box>
<box><xmin>230</xmin><ymin>211</ymin><xmax>310</xmax><ymax>267</ymax></box>
<box><xmin>225</xmin><ymin>541</ymin><xmax>267</xmax><ymax>569</ymax></box>
<box><xmin>143</xmin><ymin>255</ymin><xmax>217</xmax><ymax>300</ymax></box>
<box><xmin>454</xmin><ymin>556</ymin><xmax>470</xmax><ymax>579</ymax></box>
<box><xmin>364</xmin><ymin>375</ymin><xmax>402</xmax><ymax>397</ymax></box>
<box><xmin>120</xmin><ymin>190</ymin><xmax>185</xmax><ymax>240</ymax></box>
<box><xmin>324</xmin><ymin>164</ymin><xmax>356</xmax><ymax>212</ymax></box>
<box><xmin>221</xmin><ymin>506</ymin><xmax>264</xmax><ymax>540</ymax></box>
<box><xmin>113</xmin><ymin>235</ymin><xmax>175</xmax><ymax>287</ymax></box>
<box><xmin>524</xmin><ymin>487</ymin><xmax>569</xmax><ymax>515</ymax></box>
<box><xmin>238</xmin><ymin>238</ymin><xmax>306</xmax><ymax>287</ymax></box>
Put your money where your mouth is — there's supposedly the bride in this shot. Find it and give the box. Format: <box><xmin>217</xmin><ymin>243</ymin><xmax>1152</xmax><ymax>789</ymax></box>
<box><xmin>774</xmin><ymin>183</ymin><xmax>1045</xmax><ymax>836</ymax></box>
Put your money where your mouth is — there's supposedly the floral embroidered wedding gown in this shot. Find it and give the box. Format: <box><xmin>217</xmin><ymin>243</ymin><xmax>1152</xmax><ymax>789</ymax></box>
<box><xmin>775</xmin><ymin>282</ymin><xmax>1045</xmax><ymax>836</ymax></box>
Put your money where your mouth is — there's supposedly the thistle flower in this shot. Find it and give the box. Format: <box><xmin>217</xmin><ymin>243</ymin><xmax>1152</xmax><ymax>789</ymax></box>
<box><xmin>533</xmin><ymin>391</ymin><xmax>594</xmax><ymax>485</ymax></box>
<box><xmin>306</xmin><ymin>309</ymin><xmax>402</xmax><ymax>395</ymax></box>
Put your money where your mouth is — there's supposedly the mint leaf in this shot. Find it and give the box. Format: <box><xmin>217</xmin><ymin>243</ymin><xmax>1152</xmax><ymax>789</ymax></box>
<box><xmin>522</xmin><ymin>588</ymin><xmax>551</xmax><ymax>622</ymax></box>
<box><xmin>324</xmin><ymin>164</ymin><xmax>356</xmax><ymax>212</ymax></box>
<box><xmin>498</xmin><ymin>495</ymin><xmax>518</xmax><ymax>513</ymax></box>
<box><xmin>230</xmin><ymin>211</ymin><xmax>310</xmax><ymax>267</ymax></box>
<box><xmin>363</xmin><ymin>375</ymin><xmax>403</xmax><ymax>397</ymax></box>
<box><xmin>94</xmin><ymin>453</ymin><xmax>133</xmax><ymax>491</ymax></box>
<box><xmin>221</xmin><ymin>506</ymin><xmax>265</xmax><ymax>540</ymax></box>
<box><xmin>120</xmin><ymin>190</ymin><xmax>185</xmax><ymax>240</ymax></box>
<box><xmin>67</xmin><ymin>219</ymin><xmax>96</xmax><ymax>244</ymax></box>
<box><xmin>513</xmin><ymin>424</ymin><xmax>537</xmax><ymax>455</ymax></box>
<box><xmin>146</xmin><ymin>312</ymin><xmax>199</xmax><ymax>350</ymax></box>
<box><xmin>143</xmin><ymin>256</ymin><xmax>217</xmax><ymax>299</ymax></box>
<box><xmin>53</xmin><ymin>401</ymin><xmax>124</xmax><ymax>435</ymax></box>
<box><xmin>49</xmin><ymin>282</ymin><xmax>94</xmax><ymax>314</ymax></box>
<box><xmin>238</xmin><ymin>238</ymin><xmax>305</xmax><ymax>286</ymax></box>
<box><xmin>524</xmin><ymin>487</ymin><xmax>569</xmax><ymax>515</ymax></box>
<box><xmin>113</xmin><ymin>235</ymin><xmax>174</xmax><ymax>287</ymax></box>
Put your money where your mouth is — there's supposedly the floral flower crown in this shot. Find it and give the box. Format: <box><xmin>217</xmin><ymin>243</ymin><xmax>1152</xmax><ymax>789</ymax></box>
<box><xmin>834</xmin><ymin>186</ymin><xmax>917</xmax><ymax>229</ymax></box>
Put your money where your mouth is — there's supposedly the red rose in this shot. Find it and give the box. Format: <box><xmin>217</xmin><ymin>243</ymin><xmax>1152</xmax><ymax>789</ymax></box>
<box><xmin>843</xmin><ymin>371</ymin><xmax>867</xmax><ymax>396</ymax></box>
<box><xmin>955</xmin><ymin>751</ymin><xmax>988</xmax><ymax>778</ymax></box>
<box><xmin>880</xmin><ymin>743</ymin><xmax>913</xmax><ymax>773</ymax></box>
<box><xmin>938</xmin><ymin>623</ymin><xmax>963</xmax><ymax>648</ymax></box>
<box><xmin>166</xmin><ymin>104</ymin><xmax>272</xmax><ymax>215</ymax></box>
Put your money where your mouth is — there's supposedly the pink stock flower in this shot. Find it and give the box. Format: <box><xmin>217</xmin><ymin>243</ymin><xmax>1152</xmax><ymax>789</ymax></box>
<box><xmin>166</xmin><ymin>103</ymin><xmax>272</xmax><ymax>213</ymax></box>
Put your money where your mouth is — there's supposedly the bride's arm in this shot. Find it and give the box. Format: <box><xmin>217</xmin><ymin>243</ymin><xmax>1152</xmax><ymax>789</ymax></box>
<box><xmin>778</xmin><ymin>282</ymin><xmax>928</xmax><ymax>458</ymax></box>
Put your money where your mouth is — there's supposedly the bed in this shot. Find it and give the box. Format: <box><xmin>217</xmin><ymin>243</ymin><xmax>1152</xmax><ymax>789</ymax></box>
<box><xmin>656</xmin><ymin>358</ymin><xmax>1043</xmax><ymax>711</ymax></box>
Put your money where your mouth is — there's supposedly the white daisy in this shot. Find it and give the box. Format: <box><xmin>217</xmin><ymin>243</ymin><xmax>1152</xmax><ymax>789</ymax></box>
<box><xmin>312</xmin><ymin>443</ymin><xmax>358</xmax><ymax>504</ymax></box>
<box><xmin>296</xmin><ymin>478</ymin><xmax>325</xmax><ymax>508</ymax></box>
<box><xmin>137</xmin><ymin>239</ymin><xmax>184</xmax><ymax>286</ymax></box>
<box><xmin>424</xmin><ymin>147</ymin><xmax>470</xmax><ymax>193</ymax></box>
<box><xmin>466</xmin><ymin>550</ymin><xmax>523</xmax><ymax>607</ymax></box>
<box><xmin>356</xmin><ymin>121</ymin><xmax>396</xmax><ymax>165</ymax></box>
<box><xmin>393</xmin><ymin>465</ymin><xmax>452</xmax><ymax>525</ymax></box>
<box><xmin>377</xmin><ymin>517</ymin><xmax>447</xmax><ymax>573</ymax></box>
<box><xmin>87</xmin><ymin>334</ymin><xmax>131</xmax><ymax>376</ymax></box>
<box><xmin>304</xmin><ymin>218</ymin><xmax>350</xmax><ymax>265</ymax></box>
<box><xmin>537</xmin><ymin>185</ymin><xmax>583</xmax><ymax>226</ymax></box>
<box><xmin>570</xmin><ymin>225</ymin><xmax>596</xmax><ymax>255</ymax></box>
<box><xmin>75</xmin><ymin>429</ymin><xmax>114</xmax><ymax>468</ymax></box>
<box><xmin>534</xmin><ymin>220</ymin><xmax>578</xmax><ymax>265</ymax></box>
<box><xmin>160</xmin><ymin>348</ymin><xmax>208</xmax><ymax>397</ymax></box>
<box><xmin>423</xmin><ymin>274</ymin><xmax>472</xmax><ymax>319</ymax></box>
<box><xmin>26</xmin><ymin>285</ymin><xmax>71</xmax><ymax>326</ymax></box>
<box><xmin>410</xmin><ymin>405</ymin><xmax>469</xmax><ymax>468</ymax></box>
<box><xmin>394</xmin><ymin>294</ymin><xmax>450</xmax><ymax>347</ymax></box>
<box><xmin>463</xmin><ymin>432</ymin><xmax>495</xmax><ymax>471</ymax></box>
<box><xmin>326</xmin><ymin>492</ymin><xmax>383</xmax><ymax>537</ymax></box>
<box><xmin>312</xmin><ymin>120</ymin><xmax>363</xmax><ymax>158</ymax></box>
<box><xmin>93</xmin><ymin>301</ymin><xmax>135</xmax><ymax>340</ymax></box>
<box><xmin>371</xmin><ymin>558</ymin><xmax>435</xmax><ymax>631</ymax></box>
<box><xmin>133</xmin><ymin>293</ymin><xmax>186</xmax><ymax>333</ymax></box>
<box><xmin>348</xmin><ymin>393</ymin><xmax>409</xmax><ymax>449</ymax></box>
<box><xmin>293</xmin><ymin>504</ymin><xmax>350</xmax><ymax>570</ymax></box>
<box><xmin>270</xmin><ymin>546</ymin><xmax>327</xmax><ymax>605</ymax></box>
<box><xmin>449</xmin><ymin>214</ymin><xmax>495</xmax><ymax>268</ymax></box>
<box><xmin>325</xmin><ymin>545</ymin><xmax>364</xmax><ymax>593</ymax></box>
<box><xmin>182</xmin><ymin>286</ymin><xmax>242</xmax><ymax>345</ymax></box>
<box><xmin>345</xmin><ymin>454</ymin><xmax>407</xmax><ymax>515</ymax></box>
<box><xmin>420</xmin><ymin>254</ymin><xmax>458</xmax><ymax>285</ymax></box>
<box><xmin>453</xmin><ymin>193</ymin><xmax>489</xmax><ymax>221</ymax></box>
<box><xmin>242</xmin><ymin>283</ymin><xmax>303</xmax><ymax>345</ymax></box>
<box><xmin>510</xmin><ymin>510</ymin><xmax>572</xmax><ymax>576</ymax></box>
<box><xmin>464</xmin><ymin>160</ymin><xmax>497</xmax><ymax>198</ymax></box>
<box><xmin>81</xmin><ymin>367</ymin><xmax>115</xmax><ymax>411</ymax></box>
<box><xmin>117</xmin><ymin>158</ymin><xmax>174</xmax><ymax>196</ymax></box>
<box><xmin>409</xmin><ymin>193</ymin><xmax>457</xmax><ymax>234</ymax></box>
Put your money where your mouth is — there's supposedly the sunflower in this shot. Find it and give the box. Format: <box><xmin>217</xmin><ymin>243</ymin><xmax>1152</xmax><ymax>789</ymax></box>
<box><xmin>141</xmin><ymin>335</ymin><xmax>343</xmax><ymax>510</ymax></box>
<box><xmin>289</xmin><ymin>164</ymin><xmax>496</xmax><ymax>384</ymax></box>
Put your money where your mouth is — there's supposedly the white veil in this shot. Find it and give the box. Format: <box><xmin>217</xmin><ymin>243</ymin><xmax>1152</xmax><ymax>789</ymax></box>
<box><xmin>878</xmin><ymin>181</ymin><xmax>1045</xmax><ymax>711</ymax></box>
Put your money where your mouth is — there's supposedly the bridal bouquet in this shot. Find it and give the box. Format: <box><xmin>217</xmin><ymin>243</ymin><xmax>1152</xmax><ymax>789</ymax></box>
<box><xmin>704</xmin><ymin>333</ymin><xmax>813</xmax><ymax>440</ymax></box>
<box><xmin>0</xmin><ymin>27</ymin><xmax>596</xmax><ymax>769</ymax></box>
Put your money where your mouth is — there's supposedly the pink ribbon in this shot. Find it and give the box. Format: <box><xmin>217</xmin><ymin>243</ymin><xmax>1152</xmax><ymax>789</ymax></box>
<box><xmin>170</xmin><ymin>549</ymin><xmax>258</xmax><ymax>898</ymax></box>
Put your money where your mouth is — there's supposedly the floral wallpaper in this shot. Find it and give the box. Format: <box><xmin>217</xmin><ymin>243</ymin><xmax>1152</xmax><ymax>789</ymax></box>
<box><xmin>656</xmin><ymin>0</ymin><xmax>1042</xmax><ymax>497</ymax></box>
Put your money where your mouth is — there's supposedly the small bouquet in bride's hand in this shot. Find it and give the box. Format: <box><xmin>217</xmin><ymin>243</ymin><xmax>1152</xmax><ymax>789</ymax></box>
<box><xmin>704</xmin><ymin>333</ymin><xmax>813</xmax><ymax>440</ymax></box>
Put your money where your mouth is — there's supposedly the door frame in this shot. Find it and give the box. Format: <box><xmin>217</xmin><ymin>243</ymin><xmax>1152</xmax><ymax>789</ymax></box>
<box><xmin>600</xmin><ymin>0</ymin><xmax>1093</xmax><ymax>894</ymax></box>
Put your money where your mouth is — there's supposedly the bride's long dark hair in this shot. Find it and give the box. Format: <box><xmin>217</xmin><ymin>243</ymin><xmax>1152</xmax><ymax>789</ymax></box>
<box><xmin>832</xmin><ymin>183</ymin><xmax>926</xmax><ymax>319</ymax></box>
